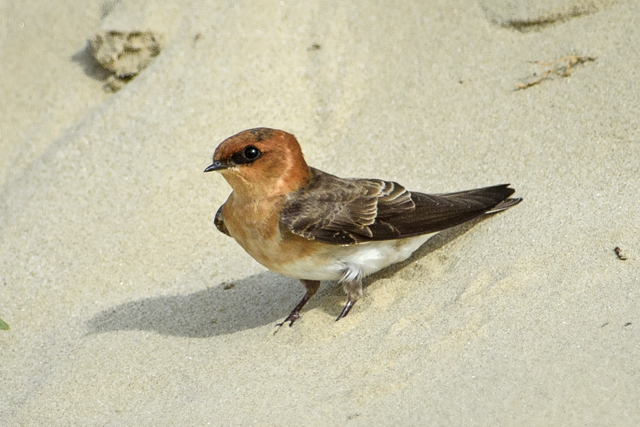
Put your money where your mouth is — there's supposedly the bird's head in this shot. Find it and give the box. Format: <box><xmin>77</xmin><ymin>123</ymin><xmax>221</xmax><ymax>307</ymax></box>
<box><xmin>205</xmin><ymin>128</ymin><xmax>311</xmax><ymax>198</ymax></box>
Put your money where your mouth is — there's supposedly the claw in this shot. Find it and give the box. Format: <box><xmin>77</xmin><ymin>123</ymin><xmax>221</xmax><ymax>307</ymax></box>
<box><xmin>336</xmin><ymin>299</ymin><xmax>355</xmax><ymax>321</ymax></box>
<box><xmin>274</xmin><ymin>311</ymin><xmax>301</xmax><ymax>333</ymax></box>
<box><xmin>273</xmin><ymin>279</ymin><xmax>320</xmax><ymax>333</ymax></box>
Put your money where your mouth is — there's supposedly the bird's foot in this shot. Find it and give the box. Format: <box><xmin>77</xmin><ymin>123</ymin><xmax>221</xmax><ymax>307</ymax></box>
<box><xmin>336</xmin><ymin>299</ymin><xmax>356</xmax><ymax>321</ymax></box>
<box><xmin>273</xmin><ymin>280</ymin><xmax>320</xmax><ymax>333</ymax></box>
<box><xmin>274</xmin><ymin>310</ymin><xmax>301</xmax><ymax>334</ymax></box>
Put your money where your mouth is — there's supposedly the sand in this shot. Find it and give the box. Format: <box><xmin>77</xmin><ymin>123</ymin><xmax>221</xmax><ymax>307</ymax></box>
<box><xmin>1</xmin><ymin>0</ymin><xmax>639</xmax><ymax>425</ymax></box>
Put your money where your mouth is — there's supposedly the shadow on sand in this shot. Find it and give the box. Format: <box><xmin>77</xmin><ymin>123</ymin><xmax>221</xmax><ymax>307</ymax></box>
<box><xmin>87</xmin><ymin>219</ymin><xmax>483</xmax><ymax>337</ymax></box>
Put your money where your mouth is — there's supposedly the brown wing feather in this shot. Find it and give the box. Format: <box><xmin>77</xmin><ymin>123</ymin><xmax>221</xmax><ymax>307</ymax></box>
<box><xmin>280</xmin><ymin>168</ymin><xmax>520</xmax><ymax>245</ymax></box>
<box><xmin>370</xmin><ymin>187</ymin><xmax>520</xmax><ymax>239</ymax></box>
<box><xmin>214</xmin><ymin>205</ymin><xmax>231</xmax><ymax>236</ymax></box>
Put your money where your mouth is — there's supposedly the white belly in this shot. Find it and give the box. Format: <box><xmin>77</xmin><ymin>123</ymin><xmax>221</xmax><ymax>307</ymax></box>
<box><xmin>274</xmin><ymin>233</ymin><xmax>435</xmax><ymax>282</ymax></box>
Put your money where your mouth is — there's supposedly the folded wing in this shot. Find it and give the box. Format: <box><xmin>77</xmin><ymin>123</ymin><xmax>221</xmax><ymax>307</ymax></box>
<box><xmin>280</xmin><ymin>168</ymin><xmax>520</xmax><ymax>245</ymax></box>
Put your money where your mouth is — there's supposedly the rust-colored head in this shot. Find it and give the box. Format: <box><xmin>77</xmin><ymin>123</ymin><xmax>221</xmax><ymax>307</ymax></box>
<box><xmin>205</xmin><ymin>128</ymin><xmax>311</xmax><ymax>198</ymax></box>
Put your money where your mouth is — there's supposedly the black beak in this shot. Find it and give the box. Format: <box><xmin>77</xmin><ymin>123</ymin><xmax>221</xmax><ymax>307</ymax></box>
<box><xmin>204</xmin><ymin>160</ymin><xmax>229</xmax><ymax>172</ymax></box>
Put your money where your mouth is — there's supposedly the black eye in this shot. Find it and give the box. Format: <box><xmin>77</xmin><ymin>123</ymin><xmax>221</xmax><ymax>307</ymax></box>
<box><xmin>231</xmin><ymin>145</ymin><xmax>262</xmax><ymax>165</ymax></box>
<box><xmin>244</xmin><ymin>146</ymin><xmax>261</xmax><ymax>160</ymax></box>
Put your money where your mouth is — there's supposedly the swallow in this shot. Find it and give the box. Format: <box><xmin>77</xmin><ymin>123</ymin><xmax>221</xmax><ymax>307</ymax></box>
<box><xmin>205</xmin><ymin>128</ymin><xmax>521</xmax><ymax>327</ymax></box>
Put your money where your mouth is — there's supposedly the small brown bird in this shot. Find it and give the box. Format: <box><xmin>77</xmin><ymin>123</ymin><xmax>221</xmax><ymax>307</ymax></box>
<box><xmin>205</xmin><ymin>128</ymin><xmax>521</xmax><ymax>327</ymax></box>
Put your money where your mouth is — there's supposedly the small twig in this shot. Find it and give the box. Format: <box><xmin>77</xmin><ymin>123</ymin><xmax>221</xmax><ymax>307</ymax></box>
<box><xmin>516</xmin><ymin>55</ymin><xmax>596</xmax><ymax>90</ymax></box>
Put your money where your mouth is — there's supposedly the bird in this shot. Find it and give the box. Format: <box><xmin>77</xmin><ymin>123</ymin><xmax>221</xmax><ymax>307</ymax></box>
<box><xmin>204</xmin><ymin>128</ymin><xmax>521</xmax><ymax>328</ymax></box>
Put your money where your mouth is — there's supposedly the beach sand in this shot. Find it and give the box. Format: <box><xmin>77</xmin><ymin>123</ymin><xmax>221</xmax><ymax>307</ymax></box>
<box><xmin>1</xmin><ymin>0</ymin><xmax>639</xmax><ymax>425</ymax></box>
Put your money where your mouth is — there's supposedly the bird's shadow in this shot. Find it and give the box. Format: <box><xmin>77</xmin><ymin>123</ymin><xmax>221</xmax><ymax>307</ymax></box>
<box><xmin>87</xmin><ymin>219</ymin><xmax>483</xmax><ymax>337</ymax></box>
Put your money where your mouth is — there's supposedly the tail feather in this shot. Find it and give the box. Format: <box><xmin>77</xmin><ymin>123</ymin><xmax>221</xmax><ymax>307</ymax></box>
<box><xmin>485</xmin><ymin>197</ymin><xmax>522</xmax><ymax>214</ymax></box>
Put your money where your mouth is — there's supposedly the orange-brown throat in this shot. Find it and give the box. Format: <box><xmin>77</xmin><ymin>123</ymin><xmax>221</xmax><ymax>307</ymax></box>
<box><xmin>213</xmin><ymin>128</ymin><xmax>311</xmax><ymax>199</ymax></box>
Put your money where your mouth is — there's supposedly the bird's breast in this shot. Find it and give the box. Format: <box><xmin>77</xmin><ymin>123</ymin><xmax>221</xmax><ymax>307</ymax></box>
<box><xmin>221</xmin><ymin>194</ymin><xmax>285</xmax><ymax>262</ymax></box>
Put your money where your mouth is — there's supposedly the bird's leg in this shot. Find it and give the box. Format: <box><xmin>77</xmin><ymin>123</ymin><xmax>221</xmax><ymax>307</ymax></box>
<box><xmin>337</xmin><ymin>276</ymin><xmax>363</xmax><ymax>321</ymax></box>
<box><xmin>275</xmin><ymin>279</ymin><xmax>320</xmax><ymax>330</ymax></box>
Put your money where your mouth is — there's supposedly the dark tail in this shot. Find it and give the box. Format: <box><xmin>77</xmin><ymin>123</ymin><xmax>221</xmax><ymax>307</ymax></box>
<box><xmin>438</xmin><ymin>183</ymin><xmax>522</xmax><ymax>214</ymax></box>
<box><xmin>385</xmin><ymin>184</ymin><xmax>522</xmax><ymax>237</ymax></box>
<box><xmin>486</xmin><ymin>196</ymin><xmax>522</xmax><ymax>214</ymax></box>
